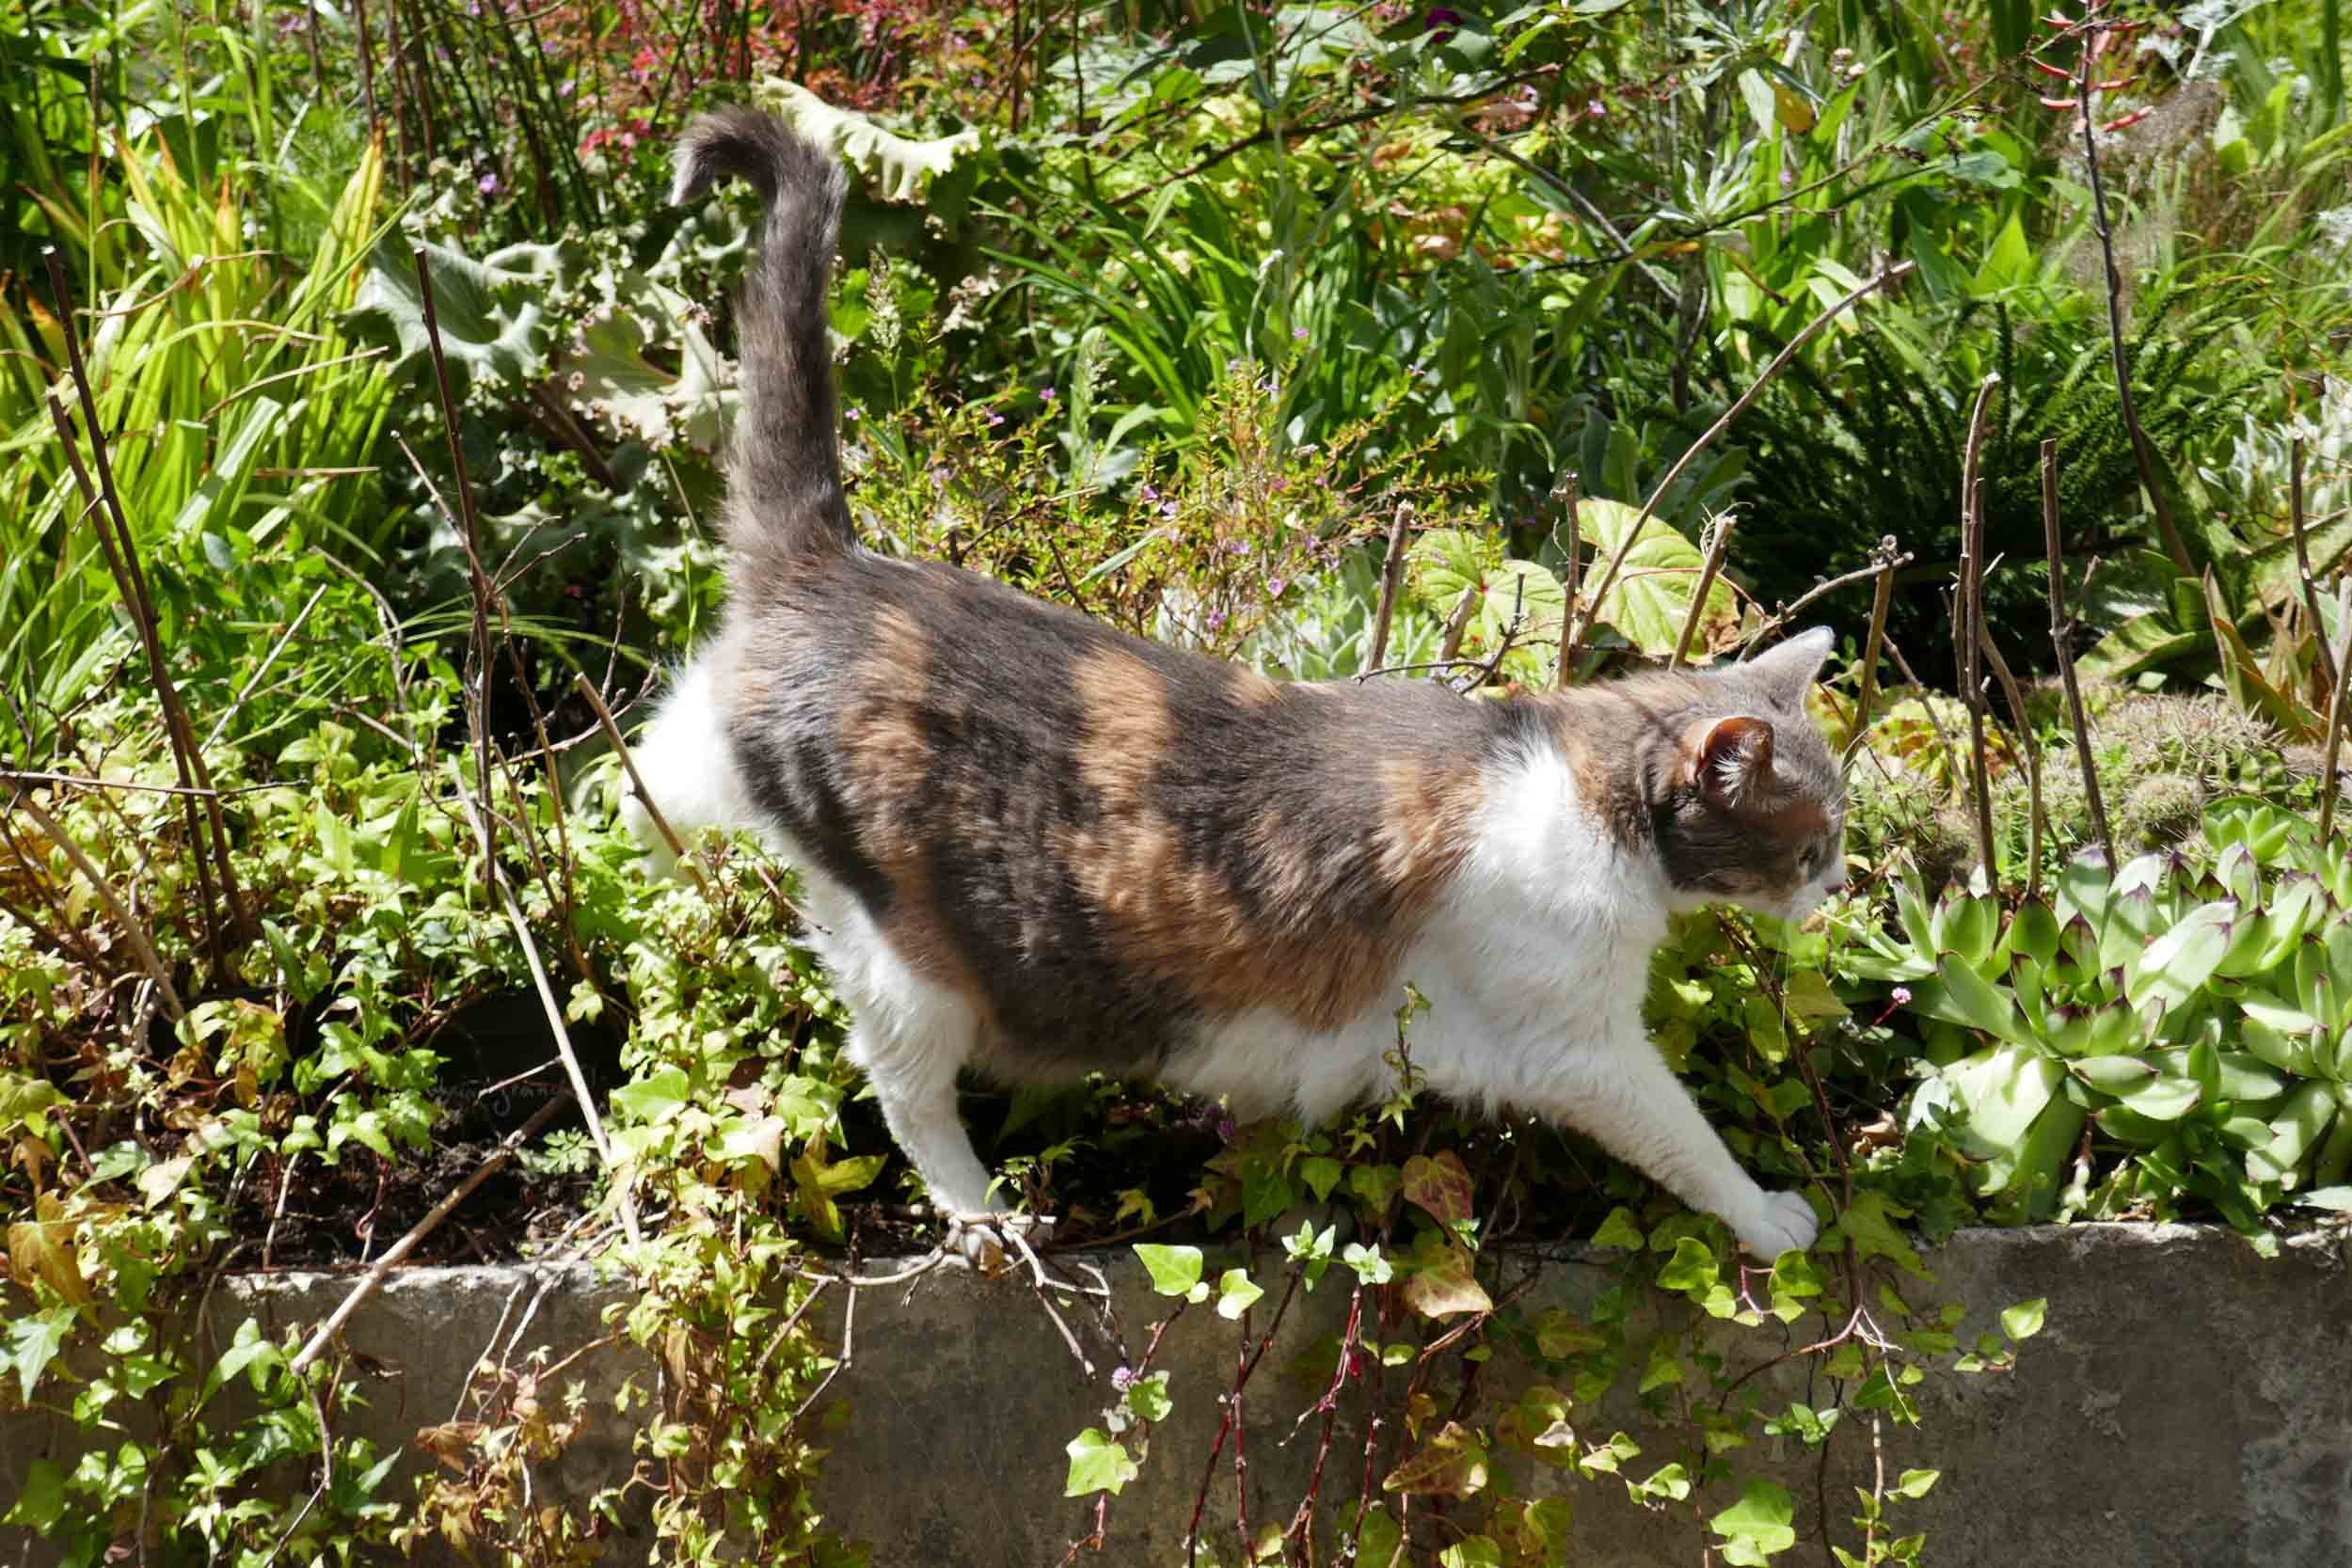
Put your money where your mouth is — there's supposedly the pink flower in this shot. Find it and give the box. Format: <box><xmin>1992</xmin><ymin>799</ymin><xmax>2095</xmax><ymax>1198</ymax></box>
<box><xmin>1891</xmin><ymin>986</ymin><xmax>1914</xmax><ymax>1006</ymax></box>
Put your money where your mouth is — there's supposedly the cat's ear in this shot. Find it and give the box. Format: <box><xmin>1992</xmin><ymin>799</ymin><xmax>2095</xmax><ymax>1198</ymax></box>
<box><xmin>1686</xmin><ymin>714</ymin><xmax>1774</xmax><ymax>804</ymax></box>
<box><xmin>1742</xmin><ymin>626</ymin><xmax>1835</xmax><ymax>706</ymax></box>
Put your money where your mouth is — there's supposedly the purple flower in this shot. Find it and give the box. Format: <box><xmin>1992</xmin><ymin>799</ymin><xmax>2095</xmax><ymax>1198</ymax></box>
<box><xmin>1041</xmin><ymin>386</ymin><xmax>1057</xmax><ymax>404</ymax></box>
<box><xmin>1891</xmin><ymin>986</ymin><xmax>1914</xmax><ymax>1006</ymax></box>
<box><xmin>477</xmin><ymin>171</ymin><xmax>501</xmax><ymax>197</ymax></box>
<box><xmin>987</xmin><ymin>412</ymin><xmax>1006</xmax><ymax>426</ymax></box>
<box><xmin>1138</xmin><ymin>483</ymin><xmax>1159</xmax><ymax>502</ymax></box>
<box><xmin>1111</xmin><ymin>1365</ymin><xmax>1135</xmax><ymax>1391</ymax></box>
<box><xmin>1266</xmin><ymin>577</ymin><xmax>1286</xmax><ymax>595</ymax></box>
<box><xmin>1292</xmin><ymin>326</ymin><xmax>1308</xmax><ymax>340</ymax></box>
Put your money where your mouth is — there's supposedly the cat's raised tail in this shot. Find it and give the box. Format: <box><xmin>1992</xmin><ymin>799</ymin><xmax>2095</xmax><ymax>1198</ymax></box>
<box><xmin>672</xmin><ymin>107</ymin><xmax>855</xmax><ymax>569</ymax></box>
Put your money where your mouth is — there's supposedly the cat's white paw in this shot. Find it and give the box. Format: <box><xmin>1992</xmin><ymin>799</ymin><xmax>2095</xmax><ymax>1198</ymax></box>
<box><xmin>1736</xmin><ymin>1189</ymin><xmax>1820</xmax><ymax>1261</ymax></box>
<box><xmin>942</xmin><ymin>1210</ymin><xmax>1053</xmax><ymax>1277</ymax></box>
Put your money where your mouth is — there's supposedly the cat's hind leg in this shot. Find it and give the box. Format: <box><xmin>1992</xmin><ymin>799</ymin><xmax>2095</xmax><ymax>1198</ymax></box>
<box><xmin>828</xmin><ymin>922</ymin><xmax>1031</xmax><ymax>1271</ymax></box>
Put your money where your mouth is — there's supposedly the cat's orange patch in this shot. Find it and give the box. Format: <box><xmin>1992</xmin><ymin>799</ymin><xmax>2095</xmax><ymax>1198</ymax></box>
<box><xmin>1059</xmin><ymin>654</ymin><xmax>1474</xmax><ymax>1031</ymax></box>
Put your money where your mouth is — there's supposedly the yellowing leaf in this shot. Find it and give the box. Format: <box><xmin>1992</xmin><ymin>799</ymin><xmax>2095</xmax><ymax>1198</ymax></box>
<box><xmin>1575</xmin><ymin>499</ymin><xmax>1738</xmax><ymax>657</ymax></box>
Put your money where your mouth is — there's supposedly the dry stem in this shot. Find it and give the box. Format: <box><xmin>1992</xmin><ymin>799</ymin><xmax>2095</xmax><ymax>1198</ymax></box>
<box><xmin>1668</xmin><ymin>509</ymin><xmax>1739</xmax><ymax>671</ymax></box>
<box><xmin>16</xmin><ymin>795</ymin><xmax>184</xmax><ymax>1022</ymax></box>
<box><xmin>289</xmin><ymin>1093</ymin><xmax>569</xmax><ymax>1373</ymax></box>
<box><xmin>1956</xmin><ymin>374</ymin><xmax>2002</xmax><ymax>882</ymax></box>
<box><xmin>1362</xmin><ymin>501</ymin><xmax>1414</xmax><ymax>675</ymax></box>
<box><xmin>1564</xmin><ymin>261</ymin><xmax>1914</xmax><ymax>674</ymax></box>
<box><xmin>2042</xmin><ymin>440</ymin><xmax>2115</xmax><ymax>864</ymax></box>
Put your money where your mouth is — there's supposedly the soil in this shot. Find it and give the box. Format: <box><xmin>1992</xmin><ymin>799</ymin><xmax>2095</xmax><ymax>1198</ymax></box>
<box><xmin>223</xmin><ymin>990</ymin><xmax>625</xmax><ymax>1270</ymax></box>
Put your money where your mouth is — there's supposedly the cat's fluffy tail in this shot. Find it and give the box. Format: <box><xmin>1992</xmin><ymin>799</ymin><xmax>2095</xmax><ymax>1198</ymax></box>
<box><xmin>673</xmin><ymin>107</ymin><xmax>855</xmax><ymax>564</ymax></box>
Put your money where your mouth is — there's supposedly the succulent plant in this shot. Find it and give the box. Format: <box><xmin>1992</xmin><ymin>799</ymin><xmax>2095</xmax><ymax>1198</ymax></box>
<box><xmin>1849</xmin><ymin>800</ymin><xmax>2352</xmax><ymax>1235</ymax></box>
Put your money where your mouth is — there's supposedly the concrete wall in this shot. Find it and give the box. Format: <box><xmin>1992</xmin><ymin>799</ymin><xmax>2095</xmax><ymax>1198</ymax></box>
<box><xmin>4</xmin><ymin>1224</ymin><xmax>2345</xmax><ymax>1565</ymax></box>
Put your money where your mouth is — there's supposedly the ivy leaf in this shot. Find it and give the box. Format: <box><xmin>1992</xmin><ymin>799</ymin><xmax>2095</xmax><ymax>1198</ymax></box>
<box><xmin>1830</xmin><ymin>1190</ymin><xmax>1926</xmax><ymax>1278</ymax></box>
<box><xmin>1711</xmin><ymin>1480</ymin><xmax>1798</xmax><ymax>1564</ymax></box>
<box><xmin>1</xmin><ymin>1459</ymin><xmax>63</xmax><ymax>1532</ymax></box>
<box><xmin>611</xmin><ymin>1068</ymin><xmax>691</xmax><ymax>1124</ymax></box>
<box><xmin>1590</xmin><ymin>1206</ymin><xmax>1645</xmax><ymax>1251</ymax></box>
<box><xmin>1438</xmin><ymin>1536</ymin><xmax>1503</xmax><ymax>1568</ymax></box>
<box><xmin>1123</xmin><ymin>1370</ymin><xmax>1173</xmax><ymax>1423</ymax></box>
<box><xmin>1781</xmin><ymin>970</ymin><xmax>1848</xmax><ymax>1024</ymax></box>
<box><xmin>1655</xmin><ymin>1236</ymin><xmax>1719</xmax><ymax>1296</ymax></box>
<box><xmin>1399</xmin><ymin>1238</ymin><xmax>1493</xmax><ymax>1320</ymax></box>
<box><xmin>1894</xmin><ymin>1468</ymin><xmax>1941</xmax><ymax>1499</ymax></box>
<box><xmin>1382</xmin><ymin>1420</ymin><xmax>1490</xmax><ymax>1497</ymax></box>
<box><xmin>1299</xmin><ymin>1156</ymin><xmax>1343</xmax><ymax>1201</ymax></box>
<box><xmin>1135</xmin><ymin>1243</ymin><xmax>1204</xmax><ymax>1297</ymax></box>
<box><xmin>1999</xmin><ymin>1298</ymin><xmax>2047</xmax><ymax>1342</ymax></box>
<box><xmin>1063</xmin><ymin>1428</ymin><xmax>1139</xmax><ymax>1497</ymax></box>
<box><xmin>7</xmin><ymin>1193</ymin><xmax>89</xmax><ymax>1307</ymax></box>
<box><xmin>8</xmin><ymin>1307</ymin><xmax>76</xmax><ymax>1402</ymax></box>
<box><xmin>1215</xmin><ymin>1268</ymin><xmax>1264</xmax><ymax>1320</ymax></box>
<box><xmin>788</xmin><ymin>1136</ymin><xmax>884</xmax><ymax>1243</ymax></box>
<box><xmin>1402</xmin><ymin>1150</ymin><xmax>1475</xmax><ymax>1228</ymax></box>
<box><xmin>0</xmin><ymin>1073</ymin><xmax>67</xmax><ymax>1138</ymax></box>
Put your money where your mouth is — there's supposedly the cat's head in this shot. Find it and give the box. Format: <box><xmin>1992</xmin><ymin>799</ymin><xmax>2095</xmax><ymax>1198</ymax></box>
<box><xmin>1648</xmin><ymin>627</ymin><xmax>1847</xmax><ymax>922</ymax></box>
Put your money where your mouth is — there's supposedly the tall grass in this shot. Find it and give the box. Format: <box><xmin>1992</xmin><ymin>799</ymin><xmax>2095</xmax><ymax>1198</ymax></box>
<box><xmin>0</xmin><ymin>128</ymin><xmax>398</xmax><ymax>745</ymax></box>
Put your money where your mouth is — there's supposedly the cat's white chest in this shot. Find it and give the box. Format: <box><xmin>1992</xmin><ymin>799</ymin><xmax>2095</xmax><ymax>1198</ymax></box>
<box><xmin>1164</xmin><ymin>745</ymin><xmax>1670</xmax><ymax>1121</ymax></box>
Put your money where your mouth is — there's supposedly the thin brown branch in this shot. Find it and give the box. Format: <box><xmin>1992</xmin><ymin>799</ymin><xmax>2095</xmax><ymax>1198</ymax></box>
<box><xmin>43</xmin><ymin>250</ymin><xmax>248</xmax><ymax>966</ymax></box>
<box><xmin>1743</xmin><ymin>550</ymin><xmax>1915</xmax><ymax>659</ymax></box>
<box><xmin>409</xmin><ymin>246</ymin><xmax>501</xmax><ymax>882</ymax></box>
<box><xmin>16</xmin><ymin>796</ymin><xmax>184</xmax><ymax>1023</ymax></box>
<box><xmin>1668</xmin><ymin>510</ymin><xmax>1739</xmax><ymax>671</ymax></box>
<box><xmin>2042</xmin><ymin>440</ymin><xmax>2115</xmax><ymax>864</ymax></box>
<box><xmin>1552</xmin><ymin>471</ymin><xmax>1582</xmax><ymax>689</ymax></box>
<box><xmin>1567</xmin><ymin>261</ymin><xmax>1914</xmax><ymax>673</ymax></box>
<box><xmin>2076</xmin><ymin>43</ymin><xmax>2194</xmax><ymax>576</ymax></box>
<box><xmin>289</xmin><ymin>1093</ymin><xmax>570</xmax><ymax>1374</ymax></box>
<box><xmin>1956</xmin><ymin>375</ymin><xmax>2002</xmax><ymax>883</ymax></box>
<box><xmin>1840</xmin><ymin>539</ymin><xmax>1901</xmax><ymax>769</ymax></box>
<box><xmin>1362</xmin><ymin>501</ymin><xmax>1414</xmax><ymax>676</ymax></box>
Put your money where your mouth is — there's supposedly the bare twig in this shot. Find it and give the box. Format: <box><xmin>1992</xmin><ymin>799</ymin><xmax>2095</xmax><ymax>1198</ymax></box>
<box><xmin>2318</xmin><ymin>578</ymin><xmax>2352</xmax><ymax>843</ymax></box>
<box><xmin>15</xmin><ymin>795</ymin><xmax>184</xmax><ymax>1022</ymax></box>
<box><xmin>1840</xmin><ymin>539</ymin><xmax>1901</xmax><ymax>769</ymax></box>
<box><xmin>1669</xmin><ymin>510</ymin><xmax>1739</xmax><ymax>671</ymax></box>
<box><xmin>1552</xmin><ymin>471</ymin><xmax>1581</xmax><ymax>689</ymax></box>
<box><xmin>1361</xmin><ymin>502</ymin><xmax>1414</xmax><ymax>675</ymax></box>
<box><xmin>1979</xmin><ymin>630</ymin><xmax>2045</xmax><ymax>901</ymax></box>
<box><xmin>409</xmin><ymin>247</ymin><xmax>501</xmax><ymax>881</ymax></box>
<box><xmin>2290</xmin><ymin>436</ymin><xmax>2336</xmax><ymax>693</ymax></box>
<box><xmin>1956</xmin><ymin>375</ymin><xmax>2002</xmax><ymax>883</ymax></box>
<box><xmin>1452</xmin><ymin>573</ymin><xmax>1526</xmax><ymax>691</ymax></box>
<box><xmin>2076</xmin><ymin>42</ymin><xmax>2196</xmax><ymax>577</ymax></box>
<box><xmin>289</xmin><ymin>1092</ymin><xmax>570</xmax><ymax>1373</ymax></box>
<box><xmin>44</xmin><ymin>248</ymin><xmax>249</xmax><ymax>965</ymax></box>
<box><xmin>1565</xmin><ymin>261</ymin><xmax>1915</xmax><ymax>673</ymax></box>
<box><xmin>493</xmin><ymin>869</ymin><xmax>642</xmax><ymax>1244</ymax></box>
<box><xmin>1740</xmin><ymin>550</ymin><xmax>1915</xmax><ymax>659</ymax></box>
<box><xmin>2042</xmin><ymin>440</ymin><xmax>2115</xmax><ymax>864</ymax></box>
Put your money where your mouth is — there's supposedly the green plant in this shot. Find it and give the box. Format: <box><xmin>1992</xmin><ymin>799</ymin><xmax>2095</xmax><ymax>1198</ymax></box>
<box><xmin>1849</xmin><ymin>799</ymin><xmax>2352</xmax><ymax>1243</ymax></box>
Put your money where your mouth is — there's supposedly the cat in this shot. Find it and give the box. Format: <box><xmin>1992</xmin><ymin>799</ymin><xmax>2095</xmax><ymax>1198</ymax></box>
<box><xmin>628</xmin><ymin>106</ymin><xmax>1845</xmax><ymax>1268</ymax></box>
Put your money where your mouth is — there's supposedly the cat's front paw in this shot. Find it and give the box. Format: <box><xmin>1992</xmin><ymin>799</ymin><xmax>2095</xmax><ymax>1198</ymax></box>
<box><xmin>943</xmin><ymin>1210</ymin><xmax>1053</xmax><ymax>1277</ymax></box>
<box><xmin>1735</xmin><ymin>1189</ymin><xmax>1820</xmax><ymax>1261</ymax></box>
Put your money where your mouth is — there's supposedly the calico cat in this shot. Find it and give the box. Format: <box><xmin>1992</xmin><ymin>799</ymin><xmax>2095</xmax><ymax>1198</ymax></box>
<box><xmin>629</xmin><ymin>107</ymin><xmax>1845</xmax><ymax>1266</ymax></box>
